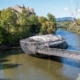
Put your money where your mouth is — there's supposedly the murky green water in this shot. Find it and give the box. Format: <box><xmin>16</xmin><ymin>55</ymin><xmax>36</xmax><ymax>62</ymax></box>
<box><xmin>0</xmin><ymin>30</ymin><xmax>80</xmax><ymax>80</ymax></box>
<box><xmin>0</xmin><ymin>48</ymin><xmax>80</xmax><ymax>80</ymax></box>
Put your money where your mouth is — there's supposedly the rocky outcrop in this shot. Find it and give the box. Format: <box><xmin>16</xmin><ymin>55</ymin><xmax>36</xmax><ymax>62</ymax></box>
<box><xmin>10</xmin><ymin>5</ymin><xmax>35</xmax><ymax>14</ymax></box>
<box><xmin>20</xmin><ymin>34</ymin><xmax>68</xmax><ymax>54</ymax></box>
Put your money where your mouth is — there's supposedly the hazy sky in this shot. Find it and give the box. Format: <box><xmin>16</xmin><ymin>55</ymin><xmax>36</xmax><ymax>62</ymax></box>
<box><xmin>0</xmin><ymin>0</ymin><xmax>80</xmax><ymax>18</ymax></box>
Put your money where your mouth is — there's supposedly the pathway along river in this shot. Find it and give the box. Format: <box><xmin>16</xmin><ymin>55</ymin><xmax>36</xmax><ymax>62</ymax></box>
<box><xmin>0</xmin><ymin>29</ymin><xmax>80</xmax><ymax>80</ymax></box>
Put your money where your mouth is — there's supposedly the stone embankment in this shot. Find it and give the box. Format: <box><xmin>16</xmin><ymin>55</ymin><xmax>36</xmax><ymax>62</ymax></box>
<box><xmin>36</xmin><ymin>47</ymin><xmax>80</xmax><ymax>60</ymax></box>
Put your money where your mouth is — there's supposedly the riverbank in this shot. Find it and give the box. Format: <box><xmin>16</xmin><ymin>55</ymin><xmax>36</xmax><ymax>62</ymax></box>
<box><xmin>0</xmin><ymin>43</ymin><xmax>20</xmax><ymax>49</ymax></box>
<box><xmin>57</xmin><ymin>21</ymin><xmax>80</xmax><ymax>35</ymax></box>
<box><xmin>1</xmin><ymin>29</ymin><xmax>80</xmax><ymax>52</ymax></box>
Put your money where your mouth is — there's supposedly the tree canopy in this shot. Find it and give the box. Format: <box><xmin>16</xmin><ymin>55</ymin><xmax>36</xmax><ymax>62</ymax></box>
<box><xmin>0</xmin><ymin>6</ymin><xmax>57</xmax><ymax>45</ymax></box>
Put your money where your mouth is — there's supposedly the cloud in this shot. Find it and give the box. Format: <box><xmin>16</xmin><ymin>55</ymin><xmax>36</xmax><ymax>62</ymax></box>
<box><xmin>64</xmin><ymin>8</ymin><xmax>68</xmax><ymax>11</ymax></box>
<box><xmin>77</xmin><ymin>9</ymin><xmax>80</xmax><ymax>13</ymax></box>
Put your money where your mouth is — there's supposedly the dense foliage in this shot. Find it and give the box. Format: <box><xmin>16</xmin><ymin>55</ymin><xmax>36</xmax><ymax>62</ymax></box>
<box><xmin>57</xmin><ymin>19</ymin><xmax>80</xmax><ymax>34</ymax></box>
<box><xmin>38</xmin><ymin>13</ymin><xmax>56</xmax><ymax>34</ymax></box>
<box><xmin>0</xmin><ymin>7</ymin><xmax>56</xmax><ymax>45</ymax></box>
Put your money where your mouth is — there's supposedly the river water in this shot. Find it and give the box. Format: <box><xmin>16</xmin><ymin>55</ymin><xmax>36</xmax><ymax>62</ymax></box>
<box><xmin>0</xmin><ymin>30</ymin><xmax>80</xmax><ymax>80</ymax></box>
<box><xmin>56</xmin><ymin>29</ymin><xmax>80</xmax><ymax>51</ymax></box>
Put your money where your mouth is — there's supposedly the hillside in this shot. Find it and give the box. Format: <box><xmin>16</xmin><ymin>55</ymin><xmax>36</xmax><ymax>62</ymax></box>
<box><xmin>56</xmin><ymin>17</ymin><xmax>74</xmax><ymax>22</ymax></box>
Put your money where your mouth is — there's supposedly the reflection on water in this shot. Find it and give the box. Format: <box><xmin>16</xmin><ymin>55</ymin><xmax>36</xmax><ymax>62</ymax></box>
<box><xmin>56</xmin><ymin>29</ymin><xmax>80</xmax><ymax>51</ymax></box>
<box><xmin>0</xmin><ymin>30</ymin><xmax>80</xmax><ymax>80</ymax></box>
<box><xmin>0</xmin><ymin>48</ymin><xmax>80</xmax><ymax>80</ymax></box>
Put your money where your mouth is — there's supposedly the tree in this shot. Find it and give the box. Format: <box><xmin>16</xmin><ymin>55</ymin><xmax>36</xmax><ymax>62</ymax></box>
<box><xmin>28</xmin><ymin>14</ymin><xmax>40</xmax><ymax>34</ymax></box>
<box><xmin>39</xmin><ymin>13</ymin><xmax>57</xmax><ymax>34</ymax></box>
<box><xmin>38</xmin><ymin>16</ymin><xmax>47</xmax><ymax>23</ymax></box>
<box><xmin>0</xmin><ymin>6</ymin><xmax>57</xmax><ymax>45</ymax></box>
<box><xmin>47</xmin><ymin>13</ymin><xmax>56</xmax><ymax>30</ymax></box>
<box><xmin>17</xmin><ymin>9</ymin><xmax>32</xmax><ymax>38</ymax></box>
<box><xmin>0</xmin><ymin>26</ymin><xmax>9</xmax><ymax>45</ymax></box>
<box><xmin>76</xmin><ymin>18</ymin><xmax>80</xmax><ymax>26</ymax></box>
<box><xmin>0</xmin><ymin>8</ymin><xmax>17</xmax><ymax>32</ymax></box>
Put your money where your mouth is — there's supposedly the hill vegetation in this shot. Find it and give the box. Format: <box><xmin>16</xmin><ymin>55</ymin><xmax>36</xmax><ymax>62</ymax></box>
<box><xmin>57</xmin><ymin>17</ymin><xmax>80</xmax><ymax>34</ymax></box>
<box><xmin>0</xmin><ymin>5</ymin><xmax>56</xmax><ymax>46</ymax></box>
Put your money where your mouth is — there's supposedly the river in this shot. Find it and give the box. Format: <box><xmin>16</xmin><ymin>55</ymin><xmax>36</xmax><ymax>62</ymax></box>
<box><xmin>0</xmin><ymin>29</ymin><xmax>80</xmax><ymax>80</ymax></box>
<box><xmin>56</xmin><ymin>29</ymin><xmax>80</xmax><ymax>51</ymax></box>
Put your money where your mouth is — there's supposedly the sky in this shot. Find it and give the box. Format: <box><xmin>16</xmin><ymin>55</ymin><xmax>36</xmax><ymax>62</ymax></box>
<box><xmin>0</xmin><ymin>0</ymin><xmax>80</xmax><ymax>18</ymax></box>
